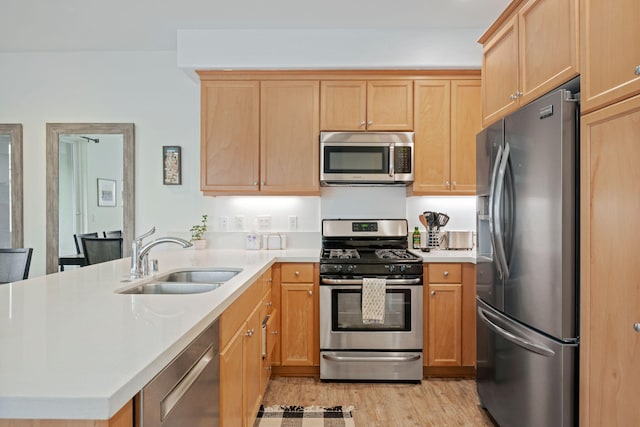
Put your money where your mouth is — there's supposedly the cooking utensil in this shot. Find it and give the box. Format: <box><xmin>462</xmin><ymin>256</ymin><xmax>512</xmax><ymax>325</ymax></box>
<box><xmin>436</xmin><ymin>212</ymin><xmax>450</xmax><ymax>227</ymax></box>
<box><xmin>418</xmin><ymin>214</ymin><xmax>429</xmax><ymax>229</ymax></box>
<box><xmin>424</xmin><ymin>211</ymin><xmax>437</xmax><ymax>228</ymax></box>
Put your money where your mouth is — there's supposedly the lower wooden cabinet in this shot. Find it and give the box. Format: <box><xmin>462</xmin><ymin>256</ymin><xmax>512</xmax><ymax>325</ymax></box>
<box><xmin>424</xmin><ymin>263</ymin><xmax>476</xmax><ymax>370</ymax></box>
<box><xmin>280</xmin><ymin>263</ymin><xmax>318</xmax><ymax>366</ymax></box>
<box><xmin>0</xmin><ymin>401</ymin><xmax>133</xmax><ymax>427</ymax></box>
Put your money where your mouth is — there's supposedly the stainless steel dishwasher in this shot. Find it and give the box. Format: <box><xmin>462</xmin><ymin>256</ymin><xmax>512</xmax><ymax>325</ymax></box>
<box><xmin>138</xmin><ymin>320</ymin><xmax>219</xmax><ymax>426</ymax></box>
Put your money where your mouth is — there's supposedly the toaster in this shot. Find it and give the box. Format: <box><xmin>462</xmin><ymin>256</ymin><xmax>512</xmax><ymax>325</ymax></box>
<box><xmin>445</xmin><ymin>231</ymin><xmax>474</xmax><ymax>250</ymax></box>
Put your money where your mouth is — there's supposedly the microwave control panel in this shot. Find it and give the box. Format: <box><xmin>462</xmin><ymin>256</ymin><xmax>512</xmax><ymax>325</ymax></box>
<box><xmin>394</xmin><ymin>146</ymin><xmax>412</xmax><ymax>173</ymax></box>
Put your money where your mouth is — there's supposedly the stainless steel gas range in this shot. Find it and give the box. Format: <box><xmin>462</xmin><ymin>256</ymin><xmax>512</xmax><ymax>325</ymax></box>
<box><xmin>319</xmin><ymin>219</ymin><xmax>423</xmax><ymax>382</ymax></box>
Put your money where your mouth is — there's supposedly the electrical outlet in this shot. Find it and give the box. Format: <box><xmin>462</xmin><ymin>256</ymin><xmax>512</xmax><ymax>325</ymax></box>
<box><xmin>220</xmin><ymin>216</ymin><xmax>229</xmax><ymax>231</ymax></box>
<box><xmin>256</xmin><ymin>215</ymin><xmax>272</xmax><ymax>231</ymax></box>
<box><xmin>288</xmin><ymin>215</ymin><xmax>298</xmax><ymax>231</ymax></box>
<box><xmin>234</xmin><ymin>215</ymin><xmax>246</xmax><ymax>231</ymax></box>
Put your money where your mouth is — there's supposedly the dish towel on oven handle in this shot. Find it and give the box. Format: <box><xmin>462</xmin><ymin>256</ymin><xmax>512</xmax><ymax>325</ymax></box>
<box><xmin>362</xmin><ymin>277</ymin><xmax>386</xmax><ymax>324</ymax></box>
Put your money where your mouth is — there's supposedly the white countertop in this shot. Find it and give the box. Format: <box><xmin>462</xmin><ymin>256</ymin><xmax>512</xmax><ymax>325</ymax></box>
<box><xmin>0</xmin><ymin>246</ymin><xmax>475</xmax><ymax>420</ymax></box>
<box><xmin>0</xmin><ymin>248</ymin><xmax>317</xmax><ymax>420</ymax></box>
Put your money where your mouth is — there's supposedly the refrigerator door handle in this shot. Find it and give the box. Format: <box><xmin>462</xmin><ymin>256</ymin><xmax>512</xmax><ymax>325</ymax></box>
<box><xmin>478</xmin><ymin>306</ymin><xmax>555</xmax><ymax>357</ymax></box>
<box><xmin>488</xmin><ymin>144</ymin><xmax>504</xmax><ymax>278</ymax></box>
<box><xmin>494</xmin><ymin>142</ymin><xmax>511</xmax><ymax>279</ymax></box>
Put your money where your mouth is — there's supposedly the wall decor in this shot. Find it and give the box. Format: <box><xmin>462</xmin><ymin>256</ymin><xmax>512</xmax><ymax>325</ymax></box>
<box><xmin>97</xmin><ymin>178</ymin><xmax>117</xmax><ymax>207</ymax></box>
<box><xmin>163</xmin><ymin>145</ymin><xmax>182</xmax><ymax>185</ymax></box>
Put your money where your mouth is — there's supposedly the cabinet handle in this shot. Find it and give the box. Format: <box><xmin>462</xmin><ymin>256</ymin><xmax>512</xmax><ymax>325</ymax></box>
<box><xmin>452</xmin><ymin>181</ymin><xmax>457</xmax><ymax>187</ymax></box>
<box><xmin>268</xmin><ymin>301</ymin><xmax>273</xmax><ymax>307</ymax></box>
<box><xmin>295</xmin><ymin>271</ymin><xmax>300</xmax><ymax>277</ymax></box>
<box><xmin>635</xmin><ymin>65</ymin><xmax>640</xmax><ymax>76</ymax></box>
<box><xmin>267</xmin><ymin>278</ymin><xmax>273</xmax><ymax>283</ymax></box>
<box><xmin>510</xmin><ymin>94</ymin><xmax>516</xmax><ymax>100</ymax></box>
<box><xmin>360</xmin><ymin>120</ymin><xmax>366</xmax><ymax>126</ymax></box>
<box><xmin>515</xmin><ymin>91</ymin><xmax>522</xmax><ymax>97</ymax></box>
<box><xmin>445</xmin><ymin>180</ymin><xmax>450</xmax><ymax>187</ymax></box>
<box><xmin>431</xmin><ymin>291</ymin><xmax>436</xmax><ymax>296</ymax></box>
<box><xmin>253</xmin><ymin>181</ymin><xmax>258</xmax><ymax>186</ymax></box>
<box><xmin>634</xmin><ymin>323</ymin><xmax>640</xmax><ymax>332</ymax></box>
<box><xmin>443</xmin><ymin>271</ymin><xmax>449</xmax><ymax>277</ymax></box>
<box><xmin>261</xmin><ymin>181</ymin><xmax>265</xmax><ymax>186</ymax></box>
<box><xmin>272</xmin><ymin>330</ymin><xmax>279</xmax><ymax>335</ymax></box>
<box><xmin>308</xmin><ymin>290</ymin><xmax>313</xmax><ymax>296</ymax></box>
<box><xmin>246</xmin><ymin>329</ymin><xmax>255</xmax><ymax>337</ymax></box>
<box><xmin>367</xmin><ymin>120</ymin><xmax>373</xmax><ymax>126</ymax></box>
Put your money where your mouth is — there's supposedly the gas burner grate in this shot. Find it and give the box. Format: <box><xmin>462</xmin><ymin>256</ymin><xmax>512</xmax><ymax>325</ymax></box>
<box><xmin>328</xmin><ymin>249</ymin><xmax>360</xmax><ymax>259</ymax></box>
<box><xmin>375</xmin><ymin>249</ymin><xmax>418</xmax><ymax>260</ymax></box>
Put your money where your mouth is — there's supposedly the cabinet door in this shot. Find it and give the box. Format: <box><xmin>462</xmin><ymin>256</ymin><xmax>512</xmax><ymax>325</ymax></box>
<box><xmin>260</xmin><ymin>81</ymin><xmax>320</xmax><ymax>195</ymax></box>
<box><xmin>281</xmin><ymin>282</ymin><xmax>315</xmax><ymax>366</ymax></box>
<box><xmin>428</xmin><ymin>284</ymin><xmax>462</xmax><ymax>366</ymax></box>
<box><xmin>366</xmin><ymin>80</ymin><xmax>414</xmax><ymax>131</ymax></box>
<box><xmin>244</xmin><ymin>305</ymin><xmax>263</xmax><ymax>427</ymax></box>
<box><xmin>220</xmin><ymin>324</ymin><xmax>245</xmax><ymax>427</ymax></box>
<box><xmin>581</xmin><ymin>0</ymin><xmax>640</xmax><ymax>113</ymax></box>
<box><xmin>201</xmin><ymin>81</ymin><xmax>260</xmax><ymax>192</ymax></box>
<box><xmin>580</xmin><ymin>95</ymin><xmax>640</xmax><ymax>426</ymax></box>
<box><xmin>450</xmin><ymin>80</ymin><xmax>481</xmax><ymax>194</ymax></box>
<box><xmin>482</xmin><ymin>14</ymin><xmax>520</xmax><ymax>127</ymax></box>
<box><xmin>320</xmin><ymin>80</ymin><xmax>367</xmax><ymax>130</ymax></box>
<box><xmin>412</xmin><ymin>80</ymin><xmax>451</xmax><ymax>194</ymax></box>
<box><xmin>518</xmin><ymin>0</ymin><xmax>579</xmax><ymax>106</ymax></box>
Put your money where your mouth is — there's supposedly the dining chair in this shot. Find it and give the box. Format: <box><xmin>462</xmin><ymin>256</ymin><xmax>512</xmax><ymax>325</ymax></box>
<box><xmin>74</xmin><ymin>232</ymin><xmax>99</xmax><ymax>255</ymax></box>
<box><xmin>0</xmin><ymin>248</ymin><xmax>33</xmax><ymax>284</ymax></box>
<box><xmin>103</xmin><ymin>230</ymin><xmax>122</xmax><ymax>238</ymax></box>
<box><xmin>81</xmin><ymin>237</ymin><xmax>123</xmax><ymax>265</ymax></box>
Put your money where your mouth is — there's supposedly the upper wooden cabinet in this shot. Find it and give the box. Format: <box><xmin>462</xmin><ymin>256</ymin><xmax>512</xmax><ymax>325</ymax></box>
<box><xmin>480</xmin><ymin>0</ymin><xmax>579</xmax><ymax>126</ymax></box>
<box><xmin>320</xmin><ymin>80</ymin><xmax>413</xmax><ymax>131</ymax></box>
<box><xmin>199</xmin><ymin>77</ymin><xmax>320</xmax><ymax>196</ymax></box>
<box><xmin>411</xmin><ymin>79</ymin><xmax>481</xmax><ymax>195</ymax></box>
<box><xmin>200</xmin><ymin>81</ymin><xmax>260</xmax><ymax>192</ymax></box>
<box><xmin>580</xmin><ymin>0</ymin><xmax>640</xmax><ymax>113</ymax></box>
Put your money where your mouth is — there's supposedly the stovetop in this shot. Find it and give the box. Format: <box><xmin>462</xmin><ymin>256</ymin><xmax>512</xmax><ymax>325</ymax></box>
<box><xmin>321</xmin><ymin>248</ymin><xmax>422</xmax><ymax>263</ymax></box>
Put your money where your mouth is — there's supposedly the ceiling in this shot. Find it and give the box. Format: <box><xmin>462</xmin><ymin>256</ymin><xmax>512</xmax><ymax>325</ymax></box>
<box><xmin>1</xmin><ymin>0</ymin><xmax>510</xmax><ymax>52</ymax></box>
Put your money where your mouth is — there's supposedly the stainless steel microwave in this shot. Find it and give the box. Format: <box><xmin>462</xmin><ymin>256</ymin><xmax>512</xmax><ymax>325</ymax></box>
<box><xmin>320</xmin><ymin>132</ymin><xmax>414</xmax><ymax>185</ymax></box>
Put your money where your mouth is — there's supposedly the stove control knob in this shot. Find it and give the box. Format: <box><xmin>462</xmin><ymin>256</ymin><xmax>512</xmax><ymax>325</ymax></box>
<box><xmin>388</xmin><ymin>264</ymin><xmax>395</xmax><ymax>273</ymax></box>
<box><xmin>400</xmin><ymin>264</ymin><xmax>407</xmax><ymax>272</ymax></box>
<box><xmin>347</xmin><ymin>265</ymin><xmax>355</xmax><ymax>273</ymax></box>
<box><xmin>333</xmin><ymin>265</ymin><xmax>342</xmax><ymax>272</ymax></box>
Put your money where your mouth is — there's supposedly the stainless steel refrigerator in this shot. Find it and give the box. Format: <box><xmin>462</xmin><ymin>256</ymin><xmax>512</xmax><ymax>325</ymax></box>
<box><xmin>476</xmin><ymin>82</ymin><xmax>579</xmax><ymax>427</ymax></box>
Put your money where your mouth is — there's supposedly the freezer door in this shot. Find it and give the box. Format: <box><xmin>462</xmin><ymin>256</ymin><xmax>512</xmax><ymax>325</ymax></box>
<box><xmin>501</xmin><ymin>89</ymin><xmax>578</xmax><ymax>339</ymax></box>
<box><xmin>476</xmin><ymin>122</ymin><xmax>505</xmax><ymax>310</ymax></box>
<box><xmin>476</xmin><ymin>299</ymin><xmax>577</xmax><ymax>427</ymax></box>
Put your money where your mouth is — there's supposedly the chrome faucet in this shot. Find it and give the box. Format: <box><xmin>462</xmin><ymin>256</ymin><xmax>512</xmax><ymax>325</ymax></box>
<box><xmin>130</xmin><ymin>227</ymin><xmax>193</xmax><ymax>279</ymax></box>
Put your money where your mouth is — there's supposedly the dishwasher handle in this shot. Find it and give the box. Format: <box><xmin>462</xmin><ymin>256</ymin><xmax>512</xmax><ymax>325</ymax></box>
<box><xmin>160</xmin><ymin>345</ymin><xmax>215</xmax><ymax>421</ymax></box>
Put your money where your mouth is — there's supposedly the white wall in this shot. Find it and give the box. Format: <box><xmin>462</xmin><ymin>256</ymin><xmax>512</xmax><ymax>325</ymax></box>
<box><xmin>0</xmin><ymin>30</ymin><xmax>480</xmax><ymax>277</ymax></box>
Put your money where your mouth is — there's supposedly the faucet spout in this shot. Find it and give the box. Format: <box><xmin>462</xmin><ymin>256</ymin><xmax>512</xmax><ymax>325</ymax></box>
<box><xmin>130</xmin><ymin>236</ymin><xmax>192</xmax><ymax>279</ymax></box>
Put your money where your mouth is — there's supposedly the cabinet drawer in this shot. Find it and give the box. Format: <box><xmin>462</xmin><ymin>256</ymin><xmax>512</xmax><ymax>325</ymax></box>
<box><xmin>428</xmin><ymin>264</ymin><xmax>462</xmax><ymax>283</ymax></box>
<box><xmin>281</xmin><ymin>263</ymin><xmax>314</xmax><ymax>282</ymax></box>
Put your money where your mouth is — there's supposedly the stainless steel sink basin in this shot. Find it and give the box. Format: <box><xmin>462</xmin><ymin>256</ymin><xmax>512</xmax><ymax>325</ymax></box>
<box><xmin>117</xmin><ymin>268</ymin><xmax>242</xmax><ymax>295</ymax></box>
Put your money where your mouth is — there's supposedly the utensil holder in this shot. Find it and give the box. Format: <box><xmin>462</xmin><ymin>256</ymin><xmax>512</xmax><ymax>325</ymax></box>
<box><xmin>426</xmin><ymin>230</ymin><xmax>444</xmax><ymax>249</ymax></box>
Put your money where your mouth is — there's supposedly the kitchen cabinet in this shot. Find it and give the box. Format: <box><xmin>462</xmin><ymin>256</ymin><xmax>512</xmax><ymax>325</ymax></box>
<box><xmin>320</xmin><ymin>80</ymin><xmax>413</xmax><ymax>131</ymax></box>
<box><xmin>280</xmin><ymin>263</ymin><xmax>318</xmax><ymax>367</ymax></box>
<box><xmin>424</xmin><ymin>263</ymin><xmax>476</xmax><ymax>370</ymax></box>
<box><xmin>0</xmin><ymin>401</ymin><xmax>133</xmax><ymax>427</ymax></box>
<box><xmin>479</xmin><ymin>0</ymin><xmax>579</xmax><ymax>126</ymax></box>
<box><xmin>220</xmin><ymin>278</ymin><xmax>264</xmax><ymax>427</ymax></box>
<box><xmin>199</xmin><ymin>77</ymin><xmax>320</xmax><ymax>195</ymax></box>
<box><xmin>411</xmin><ymin>79</ymin><xmax>481</xmax><ymax>195</ymax></box>
<box><xmin>259</xmin><ymin>268</ymin><xmax>278</xmax><ymax>395</ymax></box>
<box><xmin>580</xmin><ymin>0</ymin><xmax>640</xmax><ymax>113</ymax></box>
<box><xmin>580</xmin><ymin>94</ymin><xmax>640</xmax><ymax>427</ymax></box>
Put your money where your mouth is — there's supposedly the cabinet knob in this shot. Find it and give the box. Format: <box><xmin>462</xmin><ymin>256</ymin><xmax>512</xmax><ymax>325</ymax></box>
<box><xmin>443</xmin><ymin>271</ymin><xmax>449</xmax><ymax>277</ymax></box>
<box><xmin>272</xmin><ymin>330</ymin><xmax>279</xmax><ymax>335</ymax></box>
<box><xmin>431</xmin><ymin>291</ymin><xmax>436</xmax><ymax>296</ymax></box>
<box><xmin>308</xmin><ymin>290</ymin><xmax>313</xmax><ymax>296</ymax></box>
<box><xmin>253</xmin><ymin>181</ymin><xmax>258</xmax><ymax>186</ymax></box>
<box><xmin>295</xmin><ymin>271</ymin><xmax>300</xmax><ymax>276</ymax></box>
<box><xmin>367</xmin><ymin>120</ymin><xmax>373</xmax><ymax>126</ymax></box>
<box><xmin>452</xmin><ymin>181</ymin><xmax>457</xmax><ymax>187</ymax></box>
<box><xmin>515</xmin><ymin>90</ymin><xmax>522</xmax><ymax>97</ymax></box>
<box><xmin>445</xmin><ymin>180</ymin><xmax>450</xmax><ymax>187</ymax></box>
<box><xmin>246</xmin><ymin>328</ymin><xmax>255</xmax><ymax>337</ymax></box>
<box><xmin>634</xmin><ymin>323</ymin><xmax>640</xmax><ymax>332</ymax></box>
<box><xmin>510</xmin><ymin>94</ymin><xmax>516</xmax><ymax>100</ymax></box>
<box><xmin>635</xmin><ymin>65</ymin><xmax>640</xmax><ymax>76</ymax></box>
<box><xmin>360</xmin><ymin>120</ymin><xmax>366</xmax><ymax>126</ymax></box>
<box><xmin>267</xmin><ymin>278</ymin><xmax>273</xmax><ymax>283</ymax></box>
<box><xmin>268</xmin><ymin>301</ymin><xmax>273</xmax><ymax>307</ymax></box>
<box><xmin>261</xmin><ymin>181</ymin><xmax>265</xmax><ymax>186</ymax></box>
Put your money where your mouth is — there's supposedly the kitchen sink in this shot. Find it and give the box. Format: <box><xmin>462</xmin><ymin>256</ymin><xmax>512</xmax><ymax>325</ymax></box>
<box><xmin>117</xmin><ymin>268</ymin><xmax>242</xmax><ymax>295</ymax></box>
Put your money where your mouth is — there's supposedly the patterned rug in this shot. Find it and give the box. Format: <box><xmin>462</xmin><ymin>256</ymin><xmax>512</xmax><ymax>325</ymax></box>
<box><xmin>254</xmin><ymin>405</ymin><xmax>355</xmax><ymax>427</ymax></box>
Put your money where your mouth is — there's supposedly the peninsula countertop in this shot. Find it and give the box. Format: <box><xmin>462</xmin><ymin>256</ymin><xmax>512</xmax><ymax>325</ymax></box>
<box><xmin>0</xmin><ymin>246</ymin><xmax>475</xmax><ymax>420</ymax></box>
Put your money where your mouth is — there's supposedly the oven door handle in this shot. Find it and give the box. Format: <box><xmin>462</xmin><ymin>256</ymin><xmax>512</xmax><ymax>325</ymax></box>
<box><xmin>321</xmin><ymin>278</ymin><xmax>421</xmax><ymax>285</ymax></box>
<box><xmin>322</xmin><ymin>354</ymin><xmax>421</xmax><ymax>363</ymax></box>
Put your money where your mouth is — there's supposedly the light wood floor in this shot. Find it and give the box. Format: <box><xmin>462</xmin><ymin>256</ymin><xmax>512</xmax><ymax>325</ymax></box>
<box><xmin>262</xmin><ymin>376</ymin><xmax>497</xmax><ymax>427</ymax></box>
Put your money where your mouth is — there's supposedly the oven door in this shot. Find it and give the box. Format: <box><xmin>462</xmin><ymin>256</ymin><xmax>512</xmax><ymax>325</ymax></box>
<box><xmin>320</xmin><ymin>142</ymin><xmax>394</xmax><ymax>183</ymax></box>
<box><xmin>319</xmin><ymin>278</ymin><xmax>423</xmax><ymax>350</ymax></box>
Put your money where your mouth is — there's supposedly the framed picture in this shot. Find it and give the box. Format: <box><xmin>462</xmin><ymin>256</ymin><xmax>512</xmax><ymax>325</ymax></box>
<box><xmin>97</xmin><ymin>178</ymin><xmax>117</xmax><ymax>207</ymax></box>
<box><xmin>163</xmin><ymin>145</ymin><xmax>182</xmax><ymax>185</ymax></box>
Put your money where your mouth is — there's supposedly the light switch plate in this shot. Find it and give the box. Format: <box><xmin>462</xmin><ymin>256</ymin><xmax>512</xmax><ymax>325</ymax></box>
<box><xmin>234</xmin><ymin>215</ymin><xmax>246</xmax><ymax>231</ymax></box>
<box><xmin>219</xmin><ymin>216</ymin><xmax>229</xmax><ymax>231</ymax></box>
<box><xmin>256</xmin><ymin>215</ymin><xmax>272</xmax><ymax>231</ymax></box>
<box><xmin>288</xmin><ymin>215</ymin><xmax>298</xmax><ymax>231</ymax></box>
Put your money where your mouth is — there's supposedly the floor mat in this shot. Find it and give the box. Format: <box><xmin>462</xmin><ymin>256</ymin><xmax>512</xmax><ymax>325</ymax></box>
<box><xmin>253</xmin><ymin>405</ymin><xmax>355</xmax><ymax>427</ymax></box>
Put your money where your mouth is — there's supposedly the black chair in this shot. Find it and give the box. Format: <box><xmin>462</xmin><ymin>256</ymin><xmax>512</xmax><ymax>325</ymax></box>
<box><xmin>73</xmin><ymin>232</ymin><xmax>99</xmax><ymax>255</ymax></box>
<box><xmin>0</xmin><ymin>248</ymin><xmax>33</xmax><ymax>284</ymax></box>
<box><xmin>103</xmin><ymin>230</ymin><xmax>122</xmax><ymax>238</ymax></box>
<box><xmin>81</xmin><ymin>237</ymin><xmax>123</xmax><ymax>265</ymax></box>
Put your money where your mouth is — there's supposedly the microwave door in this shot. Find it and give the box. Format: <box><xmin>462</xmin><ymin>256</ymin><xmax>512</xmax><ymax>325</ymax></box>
<box><xmin>321</xmin><ymin>143</ymin><xmax>394</xmax><ymax>182</ymax></box>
